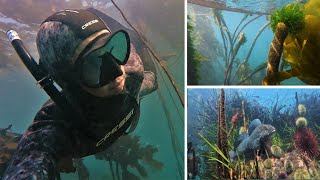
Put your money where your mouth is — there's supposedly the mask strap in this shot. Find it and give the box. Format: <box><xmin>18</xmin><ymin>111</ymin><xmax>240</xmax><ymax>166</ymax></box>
<box><xmin>43</xmin><ymin>9</ymin><xmax>109</xmax><ymax>40</ymax></box>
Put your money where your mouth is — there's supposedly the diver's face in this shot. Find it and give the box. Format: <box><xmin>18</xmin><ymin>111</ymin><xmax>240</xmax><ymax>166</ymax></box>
<box><xmin>81</xmin><ymin>65</ymin><xmax>126</xmax><ymax>97</ymax></box>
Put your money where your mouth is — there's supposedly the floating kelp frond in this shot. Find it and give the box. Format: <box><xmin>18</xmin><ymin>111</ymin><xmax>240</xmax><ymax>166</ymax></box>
<box><xmin>279</xmin><ymin>0</ymin><xmax>320</xmax><ymax>85</ymax></box>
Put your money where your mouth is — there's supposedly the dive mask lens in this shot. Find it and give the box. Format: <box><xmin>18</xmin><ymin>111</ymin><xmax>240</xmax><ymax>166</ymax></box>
<box><xmin>103</xmin><ymin>30</ymin><xmax>130</xmax><ymax>64</ymax></box>
<box><xmin>80</xmin><ymin>30</ymin><xmax>130</xmax><ymax>88</ymax></box>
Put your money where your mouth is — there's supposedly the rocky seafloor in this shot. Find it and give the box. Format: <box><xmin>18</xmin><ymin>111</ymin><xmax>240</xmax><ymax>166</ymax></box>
<box><xmin>231</xmin><ymin>150</ymin><xmax>320</xmax><ymax>179</ymax></box>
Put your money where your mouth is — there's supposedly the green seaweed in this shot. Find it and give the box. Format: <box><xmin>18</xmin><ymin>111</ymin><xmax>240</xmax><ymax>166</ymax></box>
<box><xmin>270</xmin><ymin>4</ymin><xmax>305</xmax><ymax>34</ymax></box>
<box><xmin>187</xmin><ymin>15</ymin><xmax>206</xmax><ymax>85</ymax></box>
<box><xmin>198</xmin><ymin>133</ymin><xmax>231</xmax><ymax>171</ymax></box>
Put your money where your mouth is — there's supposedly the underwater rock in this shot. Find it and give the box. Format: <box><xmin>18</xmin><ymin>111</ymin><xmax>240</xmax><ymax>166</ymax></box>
<box><xmin>308</xmin><ymin>166</ymin><xmax>319</xmax><ymax>178</ymax></box>
<box><xmin>276</xmin><ymin>172</ymin><xmax>288</xmax><ymax>179</ymax></box>
<box><xmin>248</xmin><ymin>119</ymin><xmax>261</xmax><ymax>135</ymax></box>
<box><xmin>295</xmin><ymin>117</ymin><xmax>307</xmax><ymax>127</ymax></box>
<box><xmin>263</xmin><ymin>159</ymin><xmax>273</xmax><ymax>169</ymax></box>
<box><xmin>232</xmin><ymin>150</ymin><xmax>320</xmax><ymax>179</ymax></box>
<box><xmin>285</xmin><ymin>160</ymin><xmax>294</xmax><ymax>174</ymax></box>
<box><xmin>265</xmin><ymin>169</ymin><xmax>273</xmax><ymax>179</ymax></box>
<box><xmin>230</xmin><ymin>124</ymin><xmax>276</xmax><ymax>161</ymax></box>
<box><xmin>293</xmin><ymin>168</ymin><xmax>311</xmax><ymax>179</ymax></box>
<box><xmin>271</xmin><ymin>145</ymin><xmax>284</xmax><ymax>158</ymax></box>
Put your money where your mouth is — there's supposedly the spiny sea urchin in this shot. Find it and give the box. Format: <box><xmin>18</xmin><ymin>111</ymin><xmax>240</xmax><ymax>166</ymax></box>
<box><xmin>293</xmin><ymin>127</ymin><xmax>319</xmax><ymax>158</ymax></box>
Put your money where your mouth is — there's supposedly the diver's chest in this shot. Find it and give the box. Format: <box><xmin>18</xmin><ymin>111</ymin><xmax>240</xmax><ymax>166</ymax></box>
<box><xmin>80</xmin><ymin>95</ymin><xmax>139</xmax><ymax>141</ymax></box>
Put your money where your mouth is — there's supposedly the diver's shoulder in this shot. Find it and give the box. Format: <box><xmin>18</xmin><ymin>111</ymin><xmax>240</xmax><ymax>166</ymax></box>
<box><xmin>33</xmin><ymin>99</ymin><xmax>62</xmax><ymax>121</ymax></box>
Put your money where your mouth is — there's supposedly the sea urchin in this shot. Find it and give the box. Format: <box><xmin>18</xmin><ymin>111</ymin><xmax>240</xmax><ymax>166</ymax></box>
<box><xmin>293</xmin><ymin>127</ymin><xmax>319</xmax><ymax>158</ymax></box>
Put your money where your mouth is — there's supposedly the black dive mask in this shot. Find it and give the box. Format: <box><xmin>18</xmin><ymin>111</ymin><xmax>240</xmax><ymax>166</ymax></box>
<box><xmin>77</xmin><ymin>30</ymin><xmax>130</xmax><ymax>88</ymax></box>
<box><xmin>43</xmin><ymin>9</ymin><xmax>130</xmax><ymax>88</ymax></box>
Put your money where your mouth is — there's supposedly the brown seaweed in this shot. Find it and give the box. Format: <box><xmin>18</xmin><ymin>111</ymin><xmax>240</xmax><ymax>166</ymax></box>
<box><xmin>94</xmin><ymin>135</ymin><xmax>163</xmax><ymax>180</ymax></box>
<box><xmin>217</xmin><ymin>89</ymin><xmax>229</xmax><ymax>179</ymax></box>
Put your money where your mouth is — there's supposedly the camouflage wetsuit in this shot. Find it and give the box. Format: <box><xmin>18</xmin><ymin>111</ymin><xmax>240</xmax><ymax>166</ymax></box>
<box><xmin>2</xmin><ymin>10</ymin><xmax>157</xmax><ymax>179</ymax></box>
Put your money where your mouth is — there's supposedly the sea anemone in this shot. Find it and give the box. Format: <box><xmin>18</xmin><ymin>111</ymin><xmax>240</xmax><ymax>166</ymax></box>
<box><xmin>298</xmin><ymin>104</ymin><xmax>306</xmax><ymax>116</ymax></box>
<box><xmin>295</xmin><ymin>117</ymin><xmax>308</xmax><ymax>128</ymax></box>
<box><xmin>293</xmin><ymin>127</ymin><xmax>319</xmax><ymax>158</ymax></box>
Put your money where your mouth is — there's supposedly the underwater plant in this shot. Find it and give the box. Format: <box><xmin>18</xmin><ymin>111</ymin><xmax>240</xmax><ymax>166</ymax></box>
<box><xmin>270</xmin><ymin>4</ymin><xmax>304</xmax><ymax>34</ymax></box>
<box><xmin>228</xmin><ymin>111</ymin><xmax>239</xmax><ymax>137</ymax></box>
<box><xmin>293</xmin><ymin>127</ymin><xmax>319</xmax><ymax>158</ymax></box>
<box><xmin>192</xmin><ymin>7</ymin><xmax>270</xmax><ymax>85</ymax></box>
<box><xmin>187</xmin><ymin>15</ymin><xmax>206</xmax><ymax>85</ymax></box>
<box><xmin>263</xmin><ymin>3</ymin><xmax>304</xmax><ymax>85</ymax></box>
<box><xmin>192</xmin><ymin>89</ymin><xmax>320</xmax><ymax>179</ymax></box>
<box><xmin>95</xmin><ymin>135</ymin><xmax>163</xmax><ymax>180</ymax></box>
<box><xmin>217</xmin><ymin>89</ymin><xmax>230</xmax><ymax>179</ymax></box>
<box><xmin>265</xmin><ymin>0</ymin><xmax>320</xmax><ymax>85</ymax></box>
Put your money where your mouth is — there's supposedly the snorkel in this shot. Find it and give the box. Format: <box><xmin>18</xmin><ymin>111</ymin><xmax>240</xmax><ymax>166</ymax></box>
<box><xmin>6</xmin><ymin>30</ymin><xmax>82</xmax><ymax>121</ymax></box>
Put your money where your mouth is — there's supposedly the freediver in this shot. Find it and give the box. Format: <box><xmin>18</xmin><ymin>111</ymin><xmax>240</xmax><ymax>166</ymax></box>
<box><xmin>3</xmin><ymin>8</ymin><xmax>157</xmax><ymax>179</ymax></box>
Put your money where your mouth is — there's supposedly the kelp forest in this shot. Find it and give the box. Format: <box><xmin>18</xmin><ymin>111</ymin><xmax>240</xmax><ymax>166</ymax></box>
<box><xmin>187</xmin><ymin>0</ymin><xmax>320</xmax><ymax>85</ymax></box>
